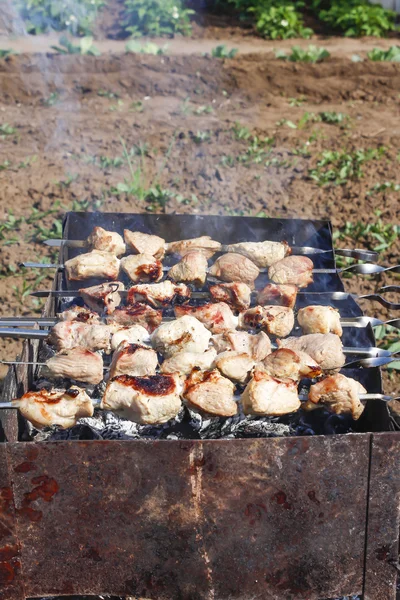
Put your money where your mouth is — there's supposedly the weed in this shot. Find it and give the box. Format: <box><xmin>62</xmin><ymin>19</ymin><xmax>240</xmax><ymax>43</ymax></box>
<box><xmin>289</xmin><ymin>96</ymin><xmax>307</xmax><ymax>107</ymax></box>
<box><xmin>368</xmin><ymin>181</ymin><xmax>400</xmax><ymax>194</ymax></box>
<box><xmin>51</xmin><ymin>36</ymin><xmax>100</xmax><ymax>55</ymax></box>
<box><xmin>130</xmin><ymin>101</ymin><xmax>144</xmax><ymax>112</ymax></box>
<box><xmin>57</xmin><ymin>173</ymin><xmax>79</xmax><ymax>188</ymax></box>
<box><xmin>276</xmin><ymin>45</ymin><xmax>330</xmax><ymax>63</ymax></box>
<box><xmin>318</xmin><ymin>111</ymin><xmax>348</xmax><ymax>125</ymax></box>
<box><xmin>232</xmin><ymin>122</ymin><xmax>251</xmax><ymax>140</ymax></box>
<box><xmin>18</xmin><ymin>156</ymin><xmax>38</xmax><ymax>169</ymax></box>
<box><xmin>194</xmin><ymin>105</ymin><xmax>214</xmax><ymax>115</ymax></box>
<box><xmin>192</xmin><ymin>131</ymin><xmax>211</xmax><ymax>143</ymax></box>
<box><xmin>97</xmin><ymin>89</ymin><xmax>119</xmax><ymax>99</ymax></box>
<box><xmin>238</xmin><ymin>136</ymin><xmax>274</xmax><ymax>165</ymax></box>
<box><xmin>333</xmin><ymin>210</ymin><xmax>399</xmax><ymax>252</ymax></box>
<box><xmin>276</xmin><ymin>118</ymin><xmax>297</xmax><ymax>129</ymax></box>
<box><xmin>211</xmin><ymin>45</ymin><xmax>238</xmax><ymax>59</ymax></box>
<box><xmin>0</xmin><ymin>124</ymin><xmax>17</xmax><ymax>137</ymax></box>
<box><xmin>0</xmin><ymin>211</ymin><xmax>22</xmax><ymax>241</ymax></box>
<box><xmin>367</xmin><ymin>46</ymin><xmax>400</xmax><ymax>62</ymax></box>
<box><xmin>42</xmin><ymin>92</ymin><xmax>60</xmax><ymax>106</ymax></box>
<box><xmin>125</xmin><ymin>41</ymin><xmax>168</xmax><ymax>54</ymax></box>
<box><xmin>0</xmin><ymin>160</ymin><xmax>12</xmax><ymax>171</ymax></box>
<box><xmin>109</xmin><ymin>99</ymin><xmax>124</xmax><ymax>112</ymax></box>
<box><xmin>375</xmin><ymin>325</ymin><xmax>400</xmax><ymax>371</ymax></box>
<box><xmin>309</xmin><ymin>147</ymin><xmax>386</xmax><ymax>186</ymax></box>
<box><xmin>220</xmin><ymin>155</ymin><xmax>235</xmax><ymax>168</ymax></box>
<box><xmin>123</xmin><ymin>0</ymin><xmax>194</xmax><ymax>37</ymax></box>
<box><xmin>31</xmin><ymin>219</ymin><xmax>63</xmax><ymax>242</ymax></box>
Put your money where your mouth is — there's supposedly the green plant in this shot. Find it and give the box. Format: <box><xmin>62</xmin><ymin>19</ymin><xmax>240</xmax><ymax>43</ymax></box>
<box><xmin>309</xmin><ymin>147</ymin><xmax>385</xmax><ymax>186</ymax></box>
<box><xmin>125</xmin><ymin>41</ymin><xmax>168</xmax><ymax>54</ymax></box>
<box><xmin>194</xmin><ymin>105</ymin><xmax>214</xmax><ymax>115</ymax></box>
<box><xmin>211</xmin><ymin>45</ymin><xmax>238</xmax><ymax>59</ymax></box>
<box><xmin>51</xmin><ymin>36</ymin><xmax>100</xmax><ymax>55</ymax></box>
<box><xmin>192</xmin><ymin>130</ymin><xmax>211</xmax><ymax>143</ymax></box>
<box><xmin>123</xmin><ymin>0</ymin><xmax>194</xmax><ymax>37</ymax></box>
<box><xmin>317</xmin><ymin>1</ymin><xmax>396</xmax><ymax>37</ymax></box>
<box><xmin>42</xmin><ymin>92</ymin><xmax>60</xmax><ymax>106</ymax></box>
<box><xmin>249</xmin><ymin>3</ymin><xmax>313</xmax><ymax>40</ymax></box>
<box><xmin>375</xmin><ymin>325</ymin><xmax>400</xmax><ymax>371</ymax></box>
<box><xmin>289</xmin><ymin>96</ymin><xmax>307</xmax><ymax>107</ymax></box>
<box><xmin>0</xmin><ymin>123</ymin><xmax>16</xmax><ymax>137</ymax></box>
<box><xmin>276</xmin><ymin>45</ymin><xmax>330</xmax><ymax>63</ymax></box>
<box><xmin>0</xmin><ymin>160</ymin><xmax>12</xmax><ymax>170</ymax></box>
<box><xmin>0</xmin><ymin>49</ymin><xmax>16</xmax><ymax>58</ymax></box>
<box><xmin>318</xmin><ymin>111</ymin><xmax>348</xmax><ymax>125</ymax></box>
<box><xmin>367</xmin><ymin>46</ymin><xmax>400</xmax><ymax>62</ymax></box>
<box><xmin>333</xmin><ymin>210</ymin><xmax>399</xmax><ymax>252</ymax></box>
<box><xmin>15</xmin><ymin>0</ymin><xmax>104</xmax><ymax>35</ymax></box>
<box><xmin>0</xmin><ymin>211</ymin><xmax>23</xmax><ymax>241</ymax></box>
<box><xmin>368</xmin><ymin>181</ymin><xmax>400</xmax><ymax>195</ymax></box>
<box><xmin>97</xmin><ymin>89</ymin><xmax>119</xmax><ymax>99</ymax></box>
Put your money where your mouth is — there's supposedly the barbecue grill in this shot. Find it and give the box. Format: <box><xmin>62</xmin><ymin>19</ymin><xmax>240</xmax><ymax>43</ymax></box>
<box><xmin>1</xmin><ymin>212</ymin><xmax>399</xmax><ymax>600</ymax></box>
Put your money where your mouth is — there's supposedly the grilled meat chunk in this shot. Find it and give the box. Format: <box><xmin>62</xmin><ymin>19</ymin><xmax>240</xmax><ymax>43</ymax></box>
<box><xmin>211</xmin><ymin>330</ymin><xmax>271</xmax><ymax>362</ymax></box>
<box><xmin>261</xmin><ymin>348</ymin><xmax>322</xmax><ymax>381</ymax></box>
<box><xmin>166</xmin><ymin>236</ymin><xmax>221</xmax><ymax>259</ymax></box>
<box><xmin>49</xmin><ymin>321</ymin><xmax>112</xmax><ymax>353</ymax></box>
<box><xmin>151</xmin><ymin>315</ymin><xmax>211</xmax><ymax>358</ymax></box>
<box><xmin>168</xmin><ymin>251</ymin><xmax>208</xmax><ymax>287</ymax></box>
<box><xmin>297</xmin><ymin>305</ymin><xmax>343</xmax><ymax>337</ymax></box>
<box><xmin>224</xmin><ymin>240</ymin><xmax>290</xmax><ymax>268</ymax></box>
<box><xmin>127</xmin><ymin>281</ymin><xmax>191</xmax><ymax>308</ymax></box>
<box><xmin>58</xmin><ymin>306</ymin><xmax>100</xmax><ymax>324</ymax></box>
<box><xmin>107</xmin><ymin>304</ymin><xmax>162</xmax><ymax>333</ymax></box>
<box><xmin>120</xmin><ymin>253</ymin><xmax>163</xmax><ymax>284</ymax></box>
<box><xmin>161</xmin><ymin>348</ymin><xmax>217</xmax><ymax>376</ymax></box>
<box><xmin>308</xmin><ymin>374</ymin><xmax>366</xmax><ymax>420</ymax></box>
<box><xmin>109</xmin><ymin>342</ymin><xmax>158</xmax><ymax>378</ymax></box>
<box><xmin>209</xmin><ymin>282</ymin><xmax>251</xmax><ymax>311</ymax></box>
<box><xmin>242</xmin><ymin>370</ymin><xmax>300</xmax><ymax>416</ymax></box>
<box><xmin>79</xmin><ymin>282</ymin><xmax>124</xmax><ymax>315</ymax></box>
<box><xmin>65</xmin><ymin>250</ymin><xmax>120</xmax><ymax>281</ymax></box>
<box><xmin>209</xmin><ymin>253</ymin><xmax>260</xmax><ymax>288</ymax></box>
<box><xmin>184</xmin><ymin>369</ymin><xmax>237</xmax><ymax>417</ymax></box>
<box><xmin>111</xmin><ymin>324</ymin><xmax>150</xmax><ymax>351</ymax></box>
<box><xmin>215</xmin><ymin>351</ymin><xmax>255</xmax><ymax>384</ymax></box>
<box><xmin>13</xmin><ymin>386</ymin><xmax>93</xmax><ymax>430</ymax></box>
<box><xmin>257</xmin><ymin>283</ymin><xmax>298</xmax><ymax>309</ymax></box>
<box><xmin>87</xmin><ymin>227</ymin><xmax>126</xmax><ymax>257</ymax></box>
<box><xmin>174</xmin><ymin>302</ymin><xmax>237</xmax><ymax>334</ymax></box>
<box><xmin>46</xmin><ymin>348</ymin><xmax>103</xmax><ymax>384</ymax></box>
<box><xmin>239</xmin><ymin>306</ymin><xmax>294</xmax><ymax>338</ymax></box>
<box><xmin>124</xmin><ymin>230</ymin><xmax>165</xmax><ymax>259</ymax></box>
<box><xmin>278</xmin><ymin>333</ymin><xmax>345</xmax><ymax>371</ymax></box>
<box><xmin>101</xmin><ymin>374</ymin><xmax>182</xmax><ymax>424</ymax></box>
<box><xmin>268</xmin><ymin>256</ymin><xmax>313</xmax><ymax>288</ymax></box>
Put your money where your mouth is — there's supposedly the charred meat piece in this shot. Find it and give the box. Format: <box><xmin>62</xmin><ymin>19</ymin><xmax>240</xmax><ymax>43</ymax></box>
<box><xmin>209</xmin><ymin>282</ymin><xmax>252</xmax><ymax>311</ymax></box>
<box><xmin>120</xmin><ymin>253</ymin><xmax>163</xmax><ymax>284</ymax></box>
<box><xmin>87</xmin><ymin>227</ymin><xmax>126</xmax><ymax>257</ymax></box>
<box><xmin>278</xmin><ymin>333</ymin><xmax>345</xmax><ymax>371</ymax></box>
<box><xmin>48</xmin><ymin>321</ymin><xmax>112</xmax><ymax>353</ymax></box>
<box><xmin>127</xmin><ymin>281</ymin><xmax>191</xmax><ymax>308</ymax></box>
<box><xmin>101</xmin><ymin>373</ymin><xmax>182</xmax><ymax>424</ymax></box>
<box><xmin>13</xmin><ymin>386</ymin><xmax>93</xmax><ymax>430</ymax></box>
<box><xmin>184</xmin><ymin>369</ymin><xmax>237</xmax><ymax>417</ymax></box>
<box><xmin>239</xmin><ymin>306</ymin><xmax>294</xmax><ymax>338</ymax></box>
<box><xmin>261</xmin><ymin>348</ymin><xmax>322</xmax><ymax>381</ymax></box>
<box><xmin>168</xmin><ymin>251</ymin><xmax>208</xmax><ymax>287</ymax></box>
<box><xmin>151</xmin><ymin>315</ymin><xmax>211</xmax><ymax>358</ymax></box>
<box><xmin>268</xmin><ymin>256</ymin><xmax>313</xmax><ymax>288</ymax></box>
<box><xmin>111</xmin><ymin>324</ymin><xmax>150</xmax><ymax>351</ymax></box>
<box><xmin>124</xmin><ymin>230</ymin><xmax>165</xmax><ymax>259</ymax></box>
<box><xmin>297</xmin><ymin>305</ymin><xmax>343</xmax><ymax>337</ymax></box>
<box><xmin>46</xmin><ymin>348</ymin><xmax>103</xmax><ymax>384</ymax></box>
<box><xmin>209</xmin><ymin>253</ymin><xmax>260</xmax><ymax>288</ymax></box>
<box><xmin>161</xmin><ymin>348</ymin><xmax>217</xmax><ymax>376</ymax></box>
<box><xmin>223</xmin><ymin>240</ymin><xmax>290</xmax><ymax>268</ymax></box>
<box><xmin>215</xmin><ymin>351</ymin><xmax>255</xmax><ymax>384</ymax></box>
<box><xmin>109</xmin><ymin>342</ymin><xmax>158</xmax><ymax>378</ymax></box>
<box><xmin>256</xmin><ymin>283</ymin><xmax>298</xmax><ymax>309</ymax></box>
<box><xmin>58</xmin><ymin>306</ymin><xmax>100</xmax><ymax>324</ymax></box>
<box><xmin>65</xmin><ymin>250</ymin><xmax>120</xmax><ymax>281</ymax></box>
<box><xmin>107</xmin><ymin>304</ymin><xmax>162</xmax><ymax>333</ymax></box>
<box><xmin>242</xmin><ymin>370</ymin><xmax>300</xmax><ymax>416</ymax></box>
<box><xmin>174</xmin><ymin>302</ymin><xmax>237</xmax><ymax>334</ymax></box>
<box><xmin>166</xmin><ymin>236</ymin><xmax>221</xmax><ymax>259</ymax></box>
<box><xmin>79</xmin><ymin>281</ymin><xmax>124</xmax><ymax>315</ymax></box>
<box><xmin>308</xmin><ymin>373</ymin><xmax>366</xmax><ymax>420</ymax></box>
<box><xmin>211</xmin><ymin>330</ymin><xmax>271</xmax><ymax>362</ymax></box>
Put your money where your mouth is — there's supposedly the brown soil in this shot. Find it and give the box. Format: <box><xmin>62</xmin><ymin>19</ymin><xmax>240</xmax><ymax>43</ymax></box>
<box><xmin>0</xmin><ymin>46</ymin><xmax>399</xmax><ymax>399</ymax></box>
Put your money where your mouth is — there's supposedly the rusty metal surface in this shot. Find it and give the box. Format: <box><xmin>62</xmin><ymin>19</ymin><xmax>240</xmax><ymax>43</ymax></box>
<box><xmin>7</xmin><ymin>435</ymin><xmax>371</xmax><ymax>600</ymax></box>
<box><xmin>363</xmin><ymin>432</ymin><xmax>400</xmax><ymax>600</ymax></box>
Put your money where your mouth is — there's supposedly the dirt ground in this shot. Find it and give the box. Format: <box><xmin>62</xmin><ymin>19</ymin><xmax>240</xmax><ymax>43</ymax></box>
<box><xmin>0</xmin><ymin>32</ymin><xmax>399</xmax><ymax>402</ymax></box>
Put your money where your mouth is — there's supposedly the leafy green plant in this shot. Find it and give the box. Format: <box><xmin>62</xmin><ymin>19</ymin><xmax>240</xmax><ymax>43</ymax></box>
<box><xmin>333</xmin><ymin>210</ymin><xmax>399</xmax><ymax>252</ymax></box>
<box><xmin>125</xmin><ymin>41</ymin><xmax>168</xmax><ymax>54</ymax></box>
<box><xmin>0</xmin><ymin>211</ymin><xmax>22</xmax><ymax>241</ymax></box>
<box><xmin>123</xmin><ymin>0</ymin><xmax>194</xmax><ymax>37</ymax></box>
<box><xmin>0</xmin><ymin>49</ymin><xmax>16</xmax><ymax>58</ymax></box>
<box><xmin>276</xmin><ymin>45</ymin><xmax>330</xmax><ymax>63</ymax></box>
<box><xmin>232</xmin><ymin>122</ymin><xmax>252</xmax><ymax>141</ymax></box>
<box><xmin>51</xmin><ymin>36</ymin><xmax>100</xmax><ymax>55</ymax></box>
<box><xmin>375</xmin><ymin>325</ymin><xmax>400</xmax><ymax>371</ymax></box>
<box><xmin>317</xmin><ymin>1</ymin><xmax>397</xmax><ymax>37</ymax></box>
<box><xmin>289</xmin><ymin>95</ymin><xmax>307</xmax><ymax>107</ymax></box>
<box><xmin>249</xmin><ymin>3</ymin><xmax>313</xmax><ymax>40</ymax></box>
<box><xmin>192</xmin><ymin>131</ymin><xmax>211</xmax><ymax>143</ymax></box>
<box><xmin>15</xmin><ymin>0</ymin><xmax>104</xmax><ymax>35</ymax></box>
<box><xmin>0</xmin><ymin>124</ymin><xmax>17</xmax><ymax>137</ymax></box>
<box><xmin>211</xmin><ymin>45</ymin><xmax>238</xmax><ymax>59</ymax></box>
<box><xmin>310</xmin><ymin>147</ymin><xmax>386</xmax><ymax>186</ymax></box>
<box><xmin>368</xmin><ymin>181</ymin><xmax>400</xmax><ymax>195</ymax></box>
<box><xmin>367</xmin><ymin>46</ymin><xmax>400</xmax><ymax>62</ymax></box>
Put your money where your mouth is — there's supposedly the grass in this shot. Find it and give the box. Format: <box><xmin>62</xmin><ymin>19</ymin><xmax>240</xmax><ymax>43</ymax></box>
<box><xmin>309</xmin><ymin>147</ymin><xmax>386</xmax><ymax>186</ymax></box>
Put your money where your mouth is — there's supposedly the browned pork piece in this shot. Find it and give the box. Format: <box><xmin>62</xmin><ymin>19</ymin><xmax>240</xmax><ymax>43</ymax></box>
<box><xmin>107</xmin><ymin>304</ymin><xmax>162</xmax><ymax>332</ymax></box>
<box><xmin>238</xmin><ymin>306</ymin><xmax>294</xmax><ymax>338</ymax></box>
<box><xmin>110</xmin><ymin>324</ymin><xmax>150</xmax><ymax>351</ymax></box>
<box><xmin>87</xmin><ymin>226</ymin><xmax>126</xmax><ymax>257</ymax></box>
<box><xmin>13</xmin><ymin>386</ymin><xmax>93</xmax><ymax>430</ymax></box>
<box><xmin>211</xmin><ymin>330</ymin><xmax>271</xmax><ymax>362</ymax></box>
<box><xmin>79</xmin><ymin>282</ymin><xmax>124</xmax><ymax>315</ymax></box>
<box><xmin>58</xmin><ymin>306</ymin><xmax>100</xmax><ymax>324</ymax></box>
<box><xmin>174</xmin><ymin>302</ymin><xmax>238</xmax><ymax>334</ymax></box>
<box><xmin>307</xmin><ymin>373</ymin><xmax>366</xmax><ymax>420</ymax></box>
<box><xmin>151</xmin><ymin>315</ymin><xmax>211</xmax><ymax>358</ymax></box>
<box><xmin>101</xmin><ymin>374</ymin><xmax>182</xmax><ymax>424</ymax></box>
<box><xmin>124</xmin><ymin>230</ymin><xmax>165</xmax><ymax>259</ymax></box>
<box><xmin>268</xmin><ymin>256</ymin><xmax>314</xmax><ymax>288</ymax></box>
<box><xmin>127</xmin><ymin>281</ymin><xmax>191</xmax><ymax>308</ymax></box>
<box><xmin>183</xmin><ymin>369</ymin><xmax>237</xmax><ymax>417</ymax></box>
<box><xmin>223</xmin><ymin>240</ymin><xmax>290</xmax><ymax>268</ymax></box>
<box><xmin>46</xmin><ymin>348</ymin><xmax>104</xmax><ymax>384</ymax></box>
<box><xmin>297</xmin><ymin>305</ymin><xmax>343</xmax><ymax>337</ymax></box>
<box><xmin>120</xmin><ymin>254</ymin><xmax>163</xmax><ymax>284</ymax></box>
<box><xmin>166</xmin><ymin>236</ymin><xmax>221</xmax><ymax>259</ymax></box>
<box><xmin>242</xmin><ymin>370</ymin><xmax>301</xmax><ymax>416</ymax></box>
<box><xmin>65</xmin><ymin>250</ymin><xmax>120</xmax><ymax>281</ymax></box>
<box><xmin>208</xmin><ymin>253</ymin><xmax>260</xmax><ymax>288</ymax></box>
<box><xmin>48</xmin><ymin>321</ymin><xmax>112</xmax><ymax>352</ymax></box>
<box><xmin>261</xmin><ymin>348</ymin><xmax>322</xmax><ymax>381</ymax></box>
<box><xmin>278</xmin><ymin>333</ymin><xmax>345</xmax><ymax>371</ymax></box>
<box><xmin>257</xmin><ymin>283</ymin><xmax>298</xmax><ymax>309</ymax></box>
<box><xmin>168</xmin><ymin>251</ymin><xmax>208</xmax><ymax>287</ymax></box>
<box><xmin>109</xmin><ymin>342</ymin><xmax>158</xmax><ymax>378</ymax></box>
<box><xmin>215</xmin><ymin>351</ymin><xmax>255</xmax><ymax>384</ymax></box>
<box><xmin>209</xmin><ymin>282</ymin><xmax>252</xmax><ymax>311</ymax></box>
<box><xmin>161</xmin><ymin>348</ymin><xmax>217</xmax><ymax>376</ymax></box>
